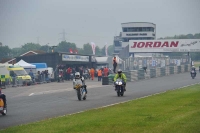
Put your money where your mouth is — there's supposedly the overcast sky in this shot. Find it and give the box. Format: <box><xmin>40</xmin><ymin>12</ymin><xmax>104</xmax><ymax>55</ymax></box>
<box><xmin>0</xmin><ymin>0</ymin><xmax>200</xmax><ymax>48</ymax></box>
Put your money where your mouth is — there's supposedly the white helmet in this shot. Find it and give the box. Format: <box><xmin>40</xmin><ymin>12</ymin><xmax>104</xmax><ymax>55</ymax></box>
<box><xmin>75</xmin><ymin>72</ymin><xmax>80</xmax><ymax>79</ymax></box>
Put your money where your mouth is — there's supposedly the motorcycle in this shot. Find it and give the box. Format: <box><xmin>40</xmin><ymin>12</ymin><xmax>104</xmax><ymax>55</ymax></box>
<box><xmin>191</xmin><ymin>70</ymin><xmax>196</xmax><ymax>79</ymax></box>
<box><xmin>83</xmin><ymin>73</ymin><xmax>90</xmax><ymax>80</ymax></box>
<box><xmin>115</xmin><ymin>78</ymin><xmax>125</xmax><ymax>97</ymax></box>
<box><xmin>74</xmin><ymin>80</ymin><xmax>87</xmax><ymax>101</ymax></box>
<box><xmin>57</xmin><ymin>74</ymin><xmax>64</xmax><ymax>82</ymax></box>
<box><xmin>0</xmin><ymin>98</ymin><xmax>7</xmax><ymax>116</ymax></box>
<box><xmin>70</xmin><ymin>73</ymin><xmax>74</xmax><ymax>80</ymax></box>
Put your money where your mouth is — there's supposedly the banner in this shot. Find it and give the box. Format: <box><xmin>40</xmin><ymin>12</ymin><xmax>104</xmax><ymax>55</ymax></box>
<box><xmin>90</xmin><ymin>42</ymin><xmax>96</xmax><ymax>55</ymax></box>
<box><xmin>62</xmin><ymin>54</ymin><xmax>89</xmax><ymax>62</ymax></box>
<box><xmin>129</xmin><ymin>39</ymin><xmax>200</xmax><ymax>52</ymax></box>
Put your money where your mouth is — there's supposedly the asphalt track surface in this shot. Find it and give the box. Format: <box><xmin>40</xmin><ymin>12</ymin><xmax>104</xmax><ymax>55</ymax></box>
<box><xmin>0</xmin><ymin>72</ymin><xmax>200</xmax><ymax>129</ymax></box>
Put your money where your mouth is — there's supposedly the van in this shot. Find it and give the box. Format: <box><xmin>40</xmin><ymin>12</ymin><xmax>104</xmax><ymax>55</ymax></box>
<box><xmin>0</xmin><ymin>64</ymin><xmax>32</xmax><ymax>86</ymax></box>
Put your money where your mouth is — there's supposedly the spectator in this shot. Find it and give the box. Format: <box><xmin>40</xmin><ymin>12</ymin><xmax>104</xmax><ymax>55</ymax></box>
<box><xmin>97</xmin><ymin>69</ymin><xmax>102</xmax><ymax>81</ymax></box>
<box><xmin>113</xmin><ymin>56</ymin><xmax>117</xmax><ymax>73</ymax></box>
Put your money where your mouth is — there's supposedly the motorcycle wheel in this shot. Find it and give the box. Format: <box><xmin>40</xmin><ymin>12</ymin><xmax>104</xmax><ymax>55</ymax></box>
<box><xmin>1</xmin><ymin>108</ymin><xmax>7</xmax><ymax>116</ymax></box>
<box><xmin>117</xmin><ymin>86</ymin><xmax>120</xmax><ymax>97</ymax></box>
<box><xmin>121</xmin><ymin>86</ymin><xmax>124</xmax><ymax>96</ymax></box>
<box><xmin>77</xmin><ymin>90</ymin><xmax>81</xmax><ymax>101</ymax></box>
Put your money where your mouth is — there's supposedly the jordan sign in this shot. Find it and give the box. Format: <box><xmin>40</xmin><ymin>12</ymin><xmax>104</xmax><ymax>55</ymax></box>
<box><xmin>129</xmin><ymin>39</ymin><xmax>200</xmax><ymax>52</ymax></box>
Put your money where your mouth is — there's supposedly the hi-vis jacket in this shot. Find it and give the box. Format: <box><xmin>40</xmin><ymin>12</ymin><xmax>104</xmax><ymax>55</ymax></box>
<box><xmin>114</xmin><ymin>73</ymin><xmax>127</xmax><ymax>83</ymax></box>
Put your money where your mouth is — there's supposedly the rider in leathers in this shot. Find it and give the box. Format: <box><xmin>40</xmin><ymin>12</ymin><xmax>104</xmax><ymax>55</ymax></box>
<box><xmin>73</xmin><ymin>72</ymin><xmax>87</xmax><ymax>94</ymax></box>
<box><xmin>0</xmin><ymin>81</ymin><xmax>7</xmax><ymax>109</ymax></box>
<box><xmin>191</xmin><ymin>65</ymin><xmax>197</xmax><ymax>77</ymax></box>
<box><xmin>113</xmin><ymin>69</ymin><xmax>127</xmax><ymax>91</ymax></box>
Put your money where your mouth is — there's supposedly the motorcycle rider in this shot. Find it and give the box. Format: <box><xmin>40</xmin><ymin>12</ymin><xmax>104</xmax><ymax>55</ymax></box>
<box><xmin>191</xmin><ymin>65</ymin><xmax>196</xmax><ymax>77</ymax></box>
<box><xmin>73</xmin><ymin>72</ymin><xmax>87</xmax><ymax>94</ymax></box>
<box><xmin>0</xmin><ymin>80</ymin><xmax>7</xmax><ymax>109</ymax></box>
<box><xmin>113</xmin><ymin>69</ymin><xmax>127</xmax><ymax>91</ymax></box>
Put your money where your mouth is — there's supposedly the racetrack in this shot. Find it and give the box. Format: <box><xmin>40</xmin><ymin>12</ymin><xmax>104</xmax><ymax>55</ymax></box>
<box><xmin>0</xmin><ymin>72</ymin><xmax>199</xmax><ymax>129</ymax></box>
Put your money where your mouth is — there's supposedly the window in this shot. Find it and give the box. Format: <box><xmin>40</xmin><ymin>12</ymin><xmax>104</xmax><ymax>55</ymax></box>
<box><xmin>123</xmin><ymin>28</ymin><xmax>127</xmax><ymax>32</ymax></box>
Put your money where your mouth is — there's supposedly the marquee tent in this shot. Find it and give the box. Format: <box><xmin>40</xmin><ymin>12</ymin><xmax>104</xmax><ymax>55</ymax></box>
<box><xmin>14</xmin><ymin>59</ymin><xmax>36</xmax><ymax>69</ymax></box>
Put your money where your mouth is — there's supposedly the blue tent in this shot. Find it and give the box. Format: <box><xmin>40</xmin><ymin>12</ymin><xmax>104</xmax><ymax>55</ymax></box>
<box><xmin>31</xmin><ymin>63</ymin><xmax>47</xmax><ymax>68</ymax></box>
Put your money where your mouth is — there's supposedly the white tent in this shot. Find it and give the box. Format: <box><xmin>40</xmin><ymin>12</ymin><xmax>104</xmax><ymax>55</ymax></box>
<box><xmin>15</xmin><ymin>59</ymin><xmax>36</xmax><ymax>68</ymax></box>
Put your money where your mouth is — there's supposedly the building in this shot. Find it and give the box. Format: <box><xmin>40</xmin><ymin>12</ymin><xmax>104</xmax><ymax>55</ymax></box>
<box><xmin>113</xmin><ymin>33</ymin><xmax>122</xmax><ymax>54</ymax></box>
<box><xmin>114</xmin><ymin>22</ymin><xmax>156</xmax><ymax>58</ymax></box>
<box><xmin>121</xmin><ymin>22</ymin><xmax>156</xmax><ymax>48</ymax></box>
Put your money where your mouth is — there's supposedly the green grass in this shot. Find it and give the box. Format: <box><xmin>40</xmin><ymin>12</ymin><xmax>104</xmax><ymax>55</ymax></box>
<box><xmin>1</xmin><ymin>84</ymin><xmax>200</xmax><ymax>133</ymax></box>
<box><xmin>194</xmin><ymin>61</ymin><xmax>200</xmax><ymax>68</ymax></box>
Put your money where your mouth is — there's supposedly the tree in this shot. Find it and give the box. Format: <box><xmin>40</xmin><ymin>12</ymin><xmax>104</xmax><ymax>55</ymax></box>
<box><xmin>56</xmin><ymin>41</ymin><xmax>77</xmax><ymax>53</ymax></box>
<box><xmin>107</xmin><ymin>45</ymin><xmax>114</xmax><ymax>56</ymax></box>
<box><xmin>0</xmin><ymin>45</ymin><xmax>12</xmax><ymax>61</ymax></box>
<box><xmin>83</xmin><ymin>43</ymin><xmax>93</xmax><ymax>55</ymax></box>
<box><xmin>95</xmin><ymin>46</ymin><xmax>101</xmax><ymax>56</ymax></box>
<box><xmin>40</xmin><ymin>45</ymin><xmax>51</xmax><ymax>53</ymax></box>
<box><xmin>21</xmin><ymin>43</ymin><xmax>41</xmax><ymax>53</ymax></box>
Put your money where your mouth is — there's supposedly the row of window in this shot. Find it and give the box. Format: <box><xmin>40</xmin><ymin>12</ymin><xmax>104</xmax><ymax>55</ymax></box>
<box><xmin>126</xmin><ymin>33</ymin><xmax>155</xmax><ymax>36</ymax></box>
<box><xmin>123</xmin><ymin>27</ymin><xmax>155</xmax><ymax>32</ymax></box>
<box><xmin>122</xmin><ymin>37</ymin><xmax>155</xmax><ymax>42</ymax></box>
<box><xmin>114</xmin><ymin>41</ymin><xmax>122</xmax><ymax>46</ymax></box>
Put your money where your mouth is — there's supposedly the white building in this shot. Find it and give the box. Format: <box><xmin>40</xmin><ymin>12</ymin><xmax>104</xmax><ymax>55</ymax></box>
<box><xmin>121</xmin><ymin>22</ymin><xmax>156</xmax><ymax>48</ymax></box>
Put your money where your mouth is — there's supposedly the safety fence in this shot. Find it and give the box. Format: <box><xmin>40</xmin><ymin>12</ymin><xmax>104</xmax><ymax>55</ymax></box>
<box><xmin>103</xmin><ymin>64</ymin><xmax>190</xmax><ymax>85</ymax></box>
<box><xmin>0</xmin><ymin>74</ymin><xmax>51</xmax><ymax>89</ymax></box>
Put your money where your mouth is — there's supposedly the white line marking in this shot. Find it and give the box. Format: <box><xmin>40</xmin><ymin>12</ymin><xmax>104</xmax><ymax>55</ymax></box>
<box><xmin>29</xmin><ymin>93</ymin><xmax>34</xmax><ymax>96</ymax></box>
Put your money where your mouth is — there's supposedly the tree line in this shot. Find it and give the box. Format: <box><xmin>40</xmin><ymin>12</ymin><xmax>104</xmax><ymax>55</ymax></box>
<box><xmin>0</xmin><ymin>41</ymin><xmax>114</xmax><ymax>61</ymax></box>
<box><xmin>158</xmin><ymin>33</ymin><xmax>200</xmax><ymax>60</ymax></box>
<box><xmin>0</xmin><ymin>33</ymin><xmax>200</xmax><ymax>61</ymax></box>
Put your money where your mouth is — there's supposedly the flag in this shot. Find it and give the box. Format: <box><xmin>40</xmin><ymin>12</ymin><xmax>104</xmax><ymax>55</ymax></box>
<box><xmin>105</xmin><ymin>43</ymin><xmax>108</xmax><ymax>56</ymax></box>
<box><xmin>90</xmin><ymin>42</ymin><xmax>96</xmax><ymax>55</ymax></box>
<box><xmin>69</xmin><ymin>48</ymin><xmax>73</xmax><ymax>53</ymax></box>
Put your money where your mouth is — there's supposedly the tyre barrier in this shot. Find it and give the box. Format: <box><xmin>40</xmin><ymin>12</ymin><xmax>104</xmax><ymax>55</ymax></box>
<box><xmin>160</xmin><ymin>68</ymin><xmax>166</xmax><ymax>76</ymax></box>
<box><xmin>102</xmin><ymin>77</ymin><xmax>109</xmax><ymax>85</ymax></box>
<box><xmin>177</xmin><ymin>66</ymin><xmax>181</xmax><ymax>73</ymax></box>
<box><xmin>156</xmin><ymin>68</ymin><xmax>161</xmax><ymax>77</ymax></box>
<box><xmin>137</xmin><ymin>69</ymin><xmax>145</xmax><ymax>80</ymax></box>
<box><xmin>169</xmin><ymin>67</ymin><xmax>174</xmax><ymax>74</ymax></box>
<box><xmin>102</xmin><ymin>64</ymin><xmax>190</xmax><ymax>85</ymax></box>
<box><xmin>150</xmin><ymin>69</ymin><xmax>156</xmax><ymax>78</ymax></box>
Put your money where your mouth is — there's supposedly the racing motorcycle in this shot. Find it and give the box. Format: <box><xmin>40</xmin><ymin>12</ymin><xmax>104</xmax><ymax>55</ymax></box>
<box><xmin>74</xmin><ymin>80</ymin><xmax>87</xmax><ymax>101</ymax></box>
<box><xmin>191</xmin><ymin>70</ymin><xmax>196</xmax><ymax>79</ymax></box>
<box><xmin>115</xmin><ymin>78</ymin><xmax>125</xmax><ymax>97</ymax></box>
<box><xmin>83</xmin><ymin>73</ymin><xmax>90</xmax><ymax>80</ymax></box>
<box><xmin>0</xmin><ymin>98</ymin><xmax>7</xmax><ymax>116</ymax></box>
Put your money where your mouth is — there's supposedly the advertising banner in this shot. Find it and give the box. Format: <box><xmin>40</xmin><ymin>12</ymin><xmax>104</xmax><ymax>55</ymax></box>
<box><xmin>62</xmin><ymin>54</ymin><xmax>89</xmax><ymax>62</ymax></box>
<box><xmin>129</xmin><ymin>39</ymin><xmax>200</xmax><ymax>52</ymax></box>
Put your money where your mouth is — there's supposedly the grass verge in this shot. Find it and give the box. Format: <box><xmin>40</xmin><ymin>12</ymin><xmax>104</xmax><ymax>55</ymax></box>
<box><xmin>1</xmin><ymin>84</ymin><xmax>200</xmax><ymax>133</ymax></box>
<box><xmin>194</xmin><ymin>61</ymin><xmax>200</xmax><ymax>68</ymax></box>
